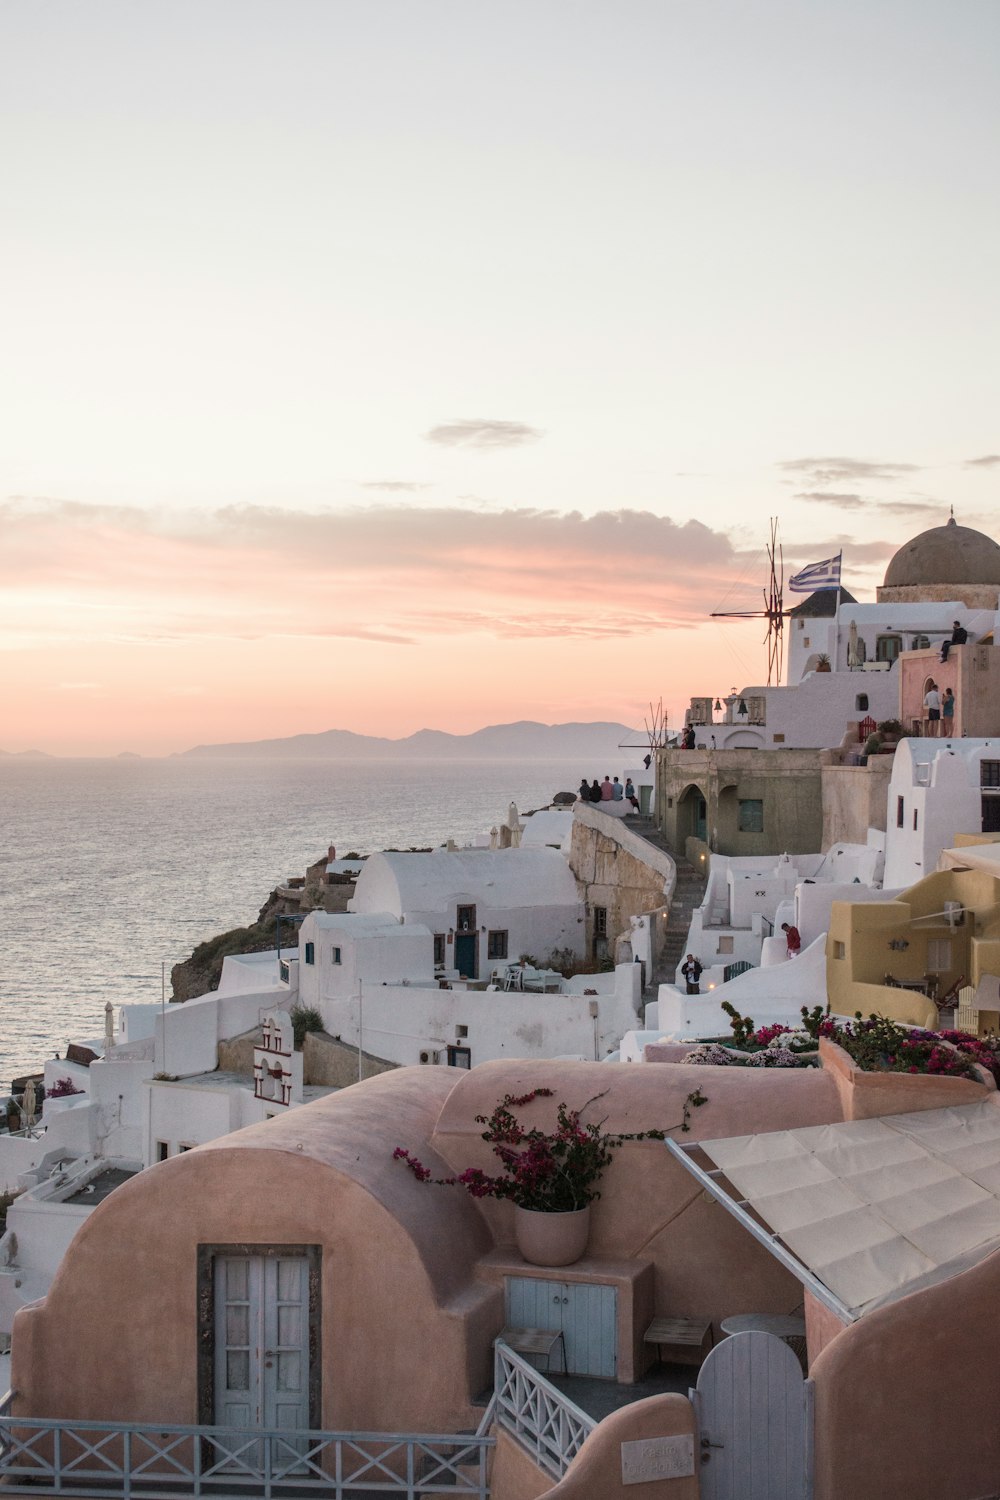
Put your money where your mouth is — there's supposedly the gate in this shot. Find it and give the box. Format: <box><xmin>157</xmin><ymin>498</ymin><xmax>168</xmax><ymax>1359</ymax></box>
<box><xmin>692</xmin><ymin>1331</ymin><xmax>813</xmax><ymax>1500</ymax></box>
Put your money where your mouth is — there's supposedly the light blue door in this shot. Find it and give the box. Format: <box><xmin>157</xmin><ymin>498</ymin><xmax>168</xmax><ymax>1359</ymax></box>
<box><xmin>214</xmin><ymin>1255</ymin><xmax>311</xmax><ymax>1461</ymax></box>
<box><xmin>506</xmin><ymin>1277</ymin><xmax>616</xmax><ymax>1378</ymax></box>
<box><xmin>694</xmin><ymin>1331</ymin><xmax>812</xmax><ymax>1500</ymax></box>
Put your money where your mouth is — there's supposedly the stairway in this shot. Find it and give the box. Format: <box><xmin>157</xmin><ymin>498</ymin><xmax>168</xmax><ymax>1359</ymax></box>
<box><xmin>628</xmin><ymin>817</ymin><xmax>707</xmax><ymax>994</ymax></box>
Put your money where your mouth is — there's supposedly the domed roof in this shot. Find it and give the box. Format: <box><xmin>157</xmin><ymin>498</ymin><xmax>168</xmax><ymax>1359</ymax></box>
<box><xmin>883</xmin><ymin>516</ymin><xmax>1000</xmax><ymax>588</ymax></box>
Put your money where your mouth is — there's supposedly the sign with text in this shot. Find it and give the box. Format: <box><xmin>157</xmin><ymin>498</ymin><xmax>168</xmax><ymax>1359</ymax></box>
<box><xmin>621</xmin><ymin>1433</ymin><xmax>695</xmax><ymax>1484</ymax></box>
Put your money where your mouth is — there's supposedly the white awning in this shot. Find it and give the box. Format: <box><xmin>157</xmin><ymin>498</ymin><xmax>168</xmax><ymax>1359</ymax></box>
<box><xmin>938</xmin><ymin>842</ymin><xmax>1000</xmax><ymax>875</ymax></box>
<box><xmin>668</xmin><ymin>1102</ymin><xmax>1000</xmax><ymax>1321</ymax></box>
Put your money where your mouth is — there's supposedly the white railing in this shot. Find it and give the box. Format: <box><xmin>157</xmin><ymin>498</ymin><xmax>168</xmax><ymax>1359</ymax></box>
<box><xmin>0</xmin><ymin>1392</ymin><xmax>492</xmax><ymax>1498</ymax></box>
<box><xmin>493</xmin><ymin>1341</ymin><xmax>595</xmax><ymax>1479</ymax></box>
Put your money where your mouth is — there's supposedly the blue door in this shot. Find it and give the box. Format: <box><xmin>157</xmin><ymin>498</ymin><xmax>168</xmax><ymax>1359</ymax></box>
<box><xmin>213</xmin><ymin>1255</ymin><xmax>312</xmax><ymax>1465</ymax></box>
<box><xmin>454</xmin><ymin>933</ymin><xmax>477</xmax><ymax>977</ymax></box>
<box><xmin>506</xmin><ymin>1277</ymin><xmax>616</xmax><ymax>1378</ymax></box>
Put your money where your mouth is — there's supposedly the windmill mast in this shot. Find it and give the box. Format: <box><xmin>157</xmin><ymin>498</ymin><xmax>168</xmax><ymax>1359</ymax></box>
<box><xmin>710</xmin><ymin>516</ymin><xmax>786</xmax><ymax>687</ymax></box>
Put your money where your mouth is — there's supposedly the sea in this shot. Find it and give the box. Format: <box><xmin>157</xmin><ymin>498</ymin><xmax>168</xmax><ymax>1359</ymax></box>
<box><xmin>0</xmin><ymin>756</ymin><xmax>598</xmax><ymax>1088</ymax></box>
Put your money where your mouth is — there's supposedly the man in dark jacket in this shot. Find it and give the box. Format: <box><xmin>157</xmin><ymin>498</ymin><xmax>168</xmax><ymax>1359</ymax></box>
<box><xmin>941</xmin><ymin>620</ymin><xmax>968</xmax><ymax>662</ymax></box>
<box><xmin>681</xmin><ymin>954</ymin><xmax>703</xmax><ymax>994</ymax></box>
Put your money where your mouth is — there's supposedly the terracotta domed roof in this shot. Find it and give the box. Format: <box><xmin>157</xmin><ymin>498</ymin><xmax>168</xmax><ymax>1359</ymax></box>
<box><xmin>883</xmin><ymin>516</ymin><xmax>1000</xmax><ymax>588</ymax></box>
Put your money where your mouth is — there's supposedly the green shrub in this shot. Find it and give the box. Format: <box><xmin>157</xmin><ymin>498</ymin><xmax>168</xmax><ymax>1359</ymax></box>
<box><xmin>289</xmin><ymin>1005</ymin><xmax>324</xmax><ymax>1050</ymax></box>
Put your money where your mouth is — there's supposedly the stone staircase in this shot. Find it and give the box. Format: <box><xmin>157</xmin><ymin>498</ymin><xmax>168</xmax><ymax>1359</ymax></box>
<box><xmin>628</xmin><ymin>818</ymin><xmax>707</xmax><ymax>994</ymax></box>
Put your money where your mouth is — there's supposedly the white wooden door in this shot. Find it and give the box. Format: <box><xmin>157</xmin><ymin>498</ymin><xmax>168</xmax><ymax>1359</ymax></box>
<box><xmin>214</xmin><ymin>1255</ymin><xmax>311</xmax><ymax>1447</ymax></box>
<box><xmin>505</xmin><ymin>1277</ymin><xmax>617</xmax><ymax>1378</ymax></box>
<box><xmin>694</xmin><ymin>1332</ymin><xmax>812</xmax><ymax>1500</ymax></box>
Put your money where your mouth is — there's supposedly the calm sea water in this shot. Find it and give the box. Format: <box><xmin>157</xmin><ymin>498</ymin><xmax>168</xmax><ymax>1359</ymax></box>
<box><xmin>0</xmin><ymin>756</ymin><xmax>593</xmax><ymax>1087</ymax></box>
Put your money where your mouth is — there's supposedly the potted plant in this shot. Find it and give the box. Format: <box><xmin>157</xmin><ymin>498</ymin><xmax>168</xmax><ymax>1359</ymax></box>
<box><xmin>394</xmin><ymin>1086</ymin><xmax>705</xmax><ymax>1266</ymax></box>
<box><xmin>814</xmin><ymin>654</ymin><xmax>832</xmax><ymax>673</ymax></box>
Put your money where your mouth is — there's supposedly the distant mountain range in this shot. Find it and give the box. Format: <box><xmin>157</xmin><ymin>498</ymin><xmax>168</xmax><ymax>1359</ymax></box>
<box><xmin>179</xmin><ymin>720</ymin><xmax>647</xmax><ymax>761</ymax></box>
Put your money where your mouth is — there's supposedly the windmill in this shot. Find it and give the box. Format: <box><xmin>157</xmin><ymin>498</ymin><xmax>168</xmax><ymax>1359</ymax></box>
<box><xmin>710</xmin><ymin>517</ymin><xmax>785</xmax><ymax>686</ymax></box>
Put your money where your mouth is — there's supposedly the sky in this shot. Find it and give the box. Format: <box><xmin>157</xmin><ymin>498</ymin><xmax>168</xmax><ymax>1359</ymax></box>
<box><xmin>2</xmin><ymin>0</ymin><xmax>998</xmax><ymax>756</ymax></box>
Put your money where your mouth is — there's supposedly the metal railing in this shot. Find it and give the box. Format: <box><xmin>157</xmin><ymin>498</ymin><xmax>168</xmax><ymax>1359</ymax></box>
<box><xmin>493</xmin><ymin>1341</ymin><xmax>595</xmax><ymax>1479</ymax></box>
<box><xmin>0</xmin><ymin>1392</ymin><xmax>492</xmax><ymax>1498</ymax></box>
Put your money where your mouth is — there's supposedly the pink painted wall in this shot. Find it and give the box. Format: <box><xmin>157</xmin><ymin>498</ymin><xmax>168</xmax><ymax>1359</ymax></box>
<box><xmin>490</xmin><ymin>1394</ymin><xmax>699</xmax><ymax>1500</ymax></box>
<box><xmin>12</xmin><ymin>1070</ymin><xmax>500</xmax><ymax>1434</ymax></box>
<box><xmin>811</xmin><ymin>1248</ymin><xmax>1000</xmax><ymax>1500</ymax></box>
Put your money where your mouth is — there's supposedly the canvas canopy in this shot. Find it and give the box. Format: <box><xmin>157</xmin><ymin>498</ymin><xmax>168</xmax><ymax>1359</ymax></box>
<box><xmin>668</xmin><ymin>1101</ymin><xmax>1000</xmax><ymax>1321</ymax></box>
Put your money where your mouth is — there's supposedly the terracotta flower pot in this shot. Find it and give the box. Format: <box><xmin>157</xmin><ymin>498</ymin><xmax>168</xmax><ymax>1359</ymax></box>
<box><xmin>514</xmin><ymin>1204</ymin><xmax>591</xmax><ymax>1267</ymax></box>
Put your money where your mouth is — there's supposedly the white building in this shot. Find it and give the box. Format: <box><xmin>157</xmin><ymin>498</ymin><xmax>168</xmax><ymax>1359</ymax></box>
<box><xmin>677</xmin><ymin>843</ymin><xmax>886</xmax><ymax>989</ymax></box>
<box><xmin>685</xmin><ymin>515</ymin><xmax>1000</xmax><ymax>753</ymax></box>
<box><xmin>348</xmin><ymin>847</ymin><xmax>586</xmax><ymax>978</ymax></box>
<box><xmin>884</xmin><ymin>738</ymin><xmax>1000</xmax><ymax>890</ymax></box>
<box><xmin>296</xmin><ymin>911</ymin><xmax>435</xmax><ymax>1011</ymax></box>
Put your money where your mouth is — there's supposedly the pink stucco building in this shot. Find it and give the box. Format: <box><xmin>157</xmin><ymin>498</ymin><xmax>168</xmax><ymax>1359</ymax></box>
<box><xmin>8</xmin><ymin>1054</ymin><xmax>1000</xmax><ymax>1499</ymax></box>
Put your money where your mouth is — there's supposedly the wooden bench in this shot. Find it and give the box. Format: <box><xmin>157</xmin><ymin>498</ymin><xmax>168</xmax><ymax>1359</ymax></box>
<box><xmin>498</xmin><ymin>1327</ymin><xmax>567</xmax><ymax>1373</ymax></box>
<box><xmin>643</xmin><ymin>1316</ymin><xmax>714</xmax><ymax>1365</ymax></box>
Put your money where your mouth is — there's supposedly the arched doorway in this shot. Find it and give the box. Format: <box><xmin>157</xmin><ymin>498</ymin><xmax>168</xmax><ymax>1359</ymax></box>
<box><xmin>677</xmin><ymin>784</ymin><xmax>707</xmax><ymax>845</ymax></box>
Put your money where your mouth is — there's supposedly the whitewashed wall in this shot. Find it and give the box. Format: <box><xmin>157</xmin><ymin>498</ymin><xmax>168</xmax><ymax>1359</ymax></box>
<box><xmin>321</xmin><ymin>963</ymin><xmax>641</xmax><ymax>1067</ymax></box>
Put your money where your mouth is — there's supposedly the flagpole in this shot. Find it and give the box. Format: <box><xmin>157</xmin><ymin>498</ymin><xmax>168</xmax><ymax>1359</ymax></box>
<box><xmin>833</xmin><ymin>552</ymin><xmax>843</xmax><ymax>669</ymax></box>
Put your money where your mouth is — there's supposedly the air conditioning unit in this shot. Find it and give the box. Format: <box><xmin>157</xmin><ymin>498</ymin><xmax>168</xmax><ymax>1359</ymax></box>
<box><xmin>419</xmin><ymin>1049</ymin><xmax>441</xmax><ymax>1065</ymax></box>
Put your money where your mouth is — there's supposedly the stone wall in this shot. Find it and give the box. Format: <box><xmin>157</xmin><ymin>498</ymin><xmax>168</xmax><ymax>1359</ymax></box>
<box><xmin>820</xmin><ymin>756</ymin><xmax>892</xmax><ymax>849</ymax></box>
<box><xmin>568</xmin><ymin>804</ymin><xmax>675</xmax><ymax>970</ymax></box>
<box><xmin>656</xmin><ymin>747</ymin><xmax>823</xmax><ymax>856</ymax></box>
<box><xmin>217</xmin><ymin>1027</ymin><xmax>397</xmax><ymax>1086</ymax></box>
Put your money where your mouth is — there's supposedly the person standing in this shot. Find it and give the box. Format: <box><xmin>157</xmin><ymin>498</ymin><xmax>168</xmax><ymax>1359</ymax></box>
<box><xmin>924</xmin><ymin>682</ymin><xmax>941</xmax><ymax>737</ymax></box>
<box><xmin>942</xmin><ymin>687</ymin><xmax>955</xmax><ymax>731</ymax></box>
<box><xmin>781</xmin><ymin>922</ymin><xmax>801</xmax><ymax>958</ymax></box>
<box><xmin>681</xmin><ymin>954</ymin><xmax>703</xmax><ymax>994</ymax></box>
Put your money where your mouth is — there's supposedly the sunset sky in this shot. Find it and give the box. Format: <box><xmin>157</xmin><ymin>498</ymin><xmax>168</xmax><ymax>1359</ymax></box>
<box><xmin>2</xmin><ymin>1</ymin><xmax>998</xmax><ymax>756</ymax></box>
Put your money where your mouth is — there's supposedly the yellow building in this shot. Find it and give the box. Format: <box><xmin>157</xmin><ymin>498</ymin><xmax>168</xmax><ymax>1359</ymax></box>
<box><xmin>827</xmin><ymin>868</ymin><xmax>1000</xmax><ymax>1028</ymax></box>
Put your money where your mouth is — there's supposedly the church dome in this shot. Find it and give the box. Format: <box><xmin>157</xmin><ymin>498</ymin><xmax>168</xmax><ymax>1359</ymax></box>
<box><xmin>883</xmin><ymin>516</ymin><xmax>1000</xmax><ymax>589</ymax></box>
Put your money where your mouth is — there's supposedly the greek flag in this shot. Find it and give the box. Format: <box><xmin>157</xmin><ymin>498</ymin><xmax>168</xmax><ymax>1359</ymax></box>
<box><xmin>787</xmin><ymin>553</ymin><xmax>842</xmax><ymax>593</ymax></box>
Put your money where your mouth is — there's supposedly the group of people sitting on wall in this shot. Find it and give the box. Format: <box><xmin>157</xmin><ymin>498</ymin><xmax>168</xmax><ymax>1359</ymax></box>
<box><xmin>578</xmin><ymin>774</ymin><xmax>641</xmax><ymax>811</ymax></box>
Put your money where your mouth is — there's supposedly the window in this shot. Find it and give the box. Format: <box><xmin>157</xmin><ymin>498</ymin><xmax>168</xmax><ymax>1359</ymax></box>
<box><xmin>802</xmin><ymin>636</ymin><xmax>810</xmax><ymax>647</ymax></box>
<box><xmin>717</xmin><ymin>936</ymin><xmax>734</xmax><ymax>955</ymax></box>
<box><xmin>447</xmin><ymin>1044</ymin><xmax>472</xmax><ymax>1069</ymax></box>
<box><xmin>833</xmin><ymin>941</ymin><xmax>846</xmax><ymax>960</ymax></box>
<box><xmin>331</xmin><ymin>946</ymin><xmax>341</xmax><ymax>965</ymax></box>
<box><xmin>897</xmin><ymin>796</ymin><xmax>905</xmax><ymax>828</ymax></box>
<box><xmin>456</xmin><ymin>905</ymin><xmax>476</xmax><ymax>932</ymax></box>
<box><xmin>593</xmin><ymin>907</ymin><xmax>608</xmax><ymax>937</ymax></box>
<box><xmin>772</xmin><ymin>733</ymin><xmax>786</xmax><ymax>743</ymax></box>
<box><xmin>456</xmin><ymin>1024</ymin><xmax>468</xmax><ymax>1039</ymax></box>
<box><xmin>433</xmin><ymin>934</ymin><xmax>446</xmax><ymax>967</ymax></box>
<box><xmin>304</xmin><ymin>942</ymin><xmax>315</xmax><ymax>965</ymax></box>
<box><xmin>911</xmin><ymin>635</ymin><xmax>930</xmax><ymax>650</ymax></box>
<box><xmin>927</xmin><ymin>939</ymin><xmax>952</xmax><ymax>972</ymax></box>
<box><xmin>981</xmin><ymin>761</ymin><xmax>1000</xmax><ymax>788</ymax></box>
<box><xmin>913</xmin><ymin>809</ymin><xmax>919</xmax><ymax>831</ymax></box>
<box><xmin>876</xmin><ymin>635</ymin><xmax>902</xmax><ymax>663</ymax></box>
<box><xmin>856</xmin><ymin>694</ymin><xmax>869</xmax><ymax>712</ymax></box>
<box><xmin>156</xmin><ymin>1141</ymin><xmax>169</xmax><ymax>1162</ymax></box>
<box><xmin>487</xmin><ymin>930</ymin><xmax>508</xmax><ymax>960</ymax></box>
<box><xmin>738</xmin><ymin>799</ymin><xmax>764</xmax><ymax>833</ymax></box>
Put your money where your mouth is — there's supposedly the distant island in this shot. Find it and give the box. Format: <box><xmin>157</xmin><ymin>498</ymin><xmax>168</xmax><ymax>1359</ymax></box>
<box><xmin>179</xmin><ymin>719</ymin><xmax>647</xmax><ymax>761</ymax></box>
